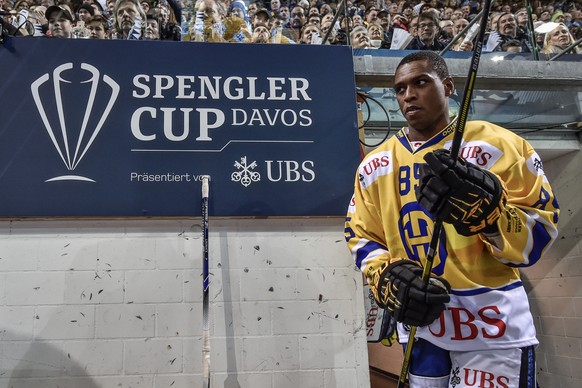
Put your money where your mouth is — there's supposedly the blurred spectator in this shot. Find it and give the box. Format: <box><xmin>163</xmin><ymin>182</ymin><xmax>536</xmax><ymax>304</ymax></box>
<box><xmin>376</xmin><ymin>8</ymin><xmax>390</xmax><ymax>30</ymax></box>
<box><xmin>551</xmin><ymin>10</ymin><xmax>565</xmax><ymax>23</ymax></box>
<box><xmin>501</xmin><ymin>39</ymin><xmax>522</xmax><ymax>53</ymax></box>
<box><xmin>489</xmin><ymin>11</ymin><xmax>501</xmax><ymax>32</ymax></box>
<box><xmin>247</xmin><ymin>1</ymin><xmax>258</xmax><ymax>19</ymax></box>
<box><xmin>318</xmin><ymin>3</ymin><xmax>332</xmax><ymax>18</ymax></box>
<box><xmin>364</xmin><ymin>7</ymin><xmax>377</xmax><ymax>26</ymax></box>
<box><xmin>300</xmin><ymin>22</ymin><xmax>320</xmax><ymax>44</ymax></box>
<box><xmin>351</xmin><ymin>24</ymin><xmax>371</xmax><ymax>48</ymax></box>
<box><xmin>439</xmin><ymin>19</ymin><xmax>453</xmax><ymax>40</ymax></box>
<box><xmin>367</xmin><ymin>21</ymin><xmax>388</xmax><ymax>48</ymax></box>
<box><xmin>113</xmin><ymin>0</ymin><xmax>146</xmax><ymax>39</ymax></box>
<box><xmin>453</xmin><ymin>17</ymin><xmax>468</xmax><ymax>36</ymax></box>
<box><xmin>539</xmin><ymin>9</ymin><xmax>551</xmax><ymax>22</ymax></box>
<box><xmin>405</xmin><ymin>12</ymin><xmax>446</xmax><ymax>50</ymax></box>
<box><xmin>563</xmin><ymin>12</ymin><xmax>573</xmax><ymax>26</ymax></box>
<box><xmin>89</xmin><ymin>0</ymin><xmax>106</xmax><ymax>15</ymax></box>
<box><xmin>277</xmin><ymin>5</ymin><xmax>289</xmax><ymax>24</ymax></box>
<box><xmin>87</xmin><ymin>13</ymin><xmax>109</xmax><ymax>38</ymax></box>
<box><xmin>46</xmin><ymin>4</ymin><xmax>73</xmax><ymax>37</ymax></box>
<box><xmin>250</xmin><ymin>21</ymin><xmax>269</xmax><ymax>42</ymax></box>
<box><xmin>158</xmin><ymin>0</ymin><xmax>180</xmax><ymax>40</ymax></box>
<box><xmin>76</xmin><ymin>3</ymin><xmax>94</xmax><ymax>23</ymax></box>
<box><xmin>321</xmin><ymin>16</ymin><xmax>339</xmax><ymax>44</ymax></box>
<box><xmin>270</xmin><ymin>0</ymin><xmax>280</xmax><ymax>14</ymax></box>
<box><xmin>229</xmin><ymin>0</ymin><xmax>248</xmax><ymax>23</ymax></box>
<box><xmin>450</xmin><ymin>18</ymin><xmax>474</xmax><ymax>51</ymax></box>
<box><xmin>515</xmin><ymin>7</ymin><xmax>528</xmax><ymax>35</ymax></box>
<box><xmin>401</xmin><ymin>1</ymin><xmax>414</xmax><ymax>20</ymax></box>
<box><xmin>252</xmin><ymin>7</ymin><xmax>270</xmax><ymax>29</ymax></box>
<box><xmin>408</xmin><ymin>15</ymin><xmax>418</xmax><ymax>37</ymax></box>
<box><xmin>486</xmin><ymin>12</ymin><xmax>531</xmax><ymax>52</ymax></box>
<box><xmin>387</xmin><ymin>3</ymin><xmax>398</xmax><ymax>18</ymax></box>
<box><xmin>540</xmin><ymin>22</ymin><xmax>580</xmax><ymax>54</ymax></box>
<box><xmin>143</xmin><ymin>13</ymin><xmax>159</xmax><ymax>39</ymax></box>
<box><xmin>139</xmin><ymin>0</ymin><xmax>148</xmax><ymax>14</ymax></box>
<box><xmin>451</xmin><ymin>8</ymin><xmax>463</xmax><ymax>21</ymax></box>
<box><xmin>352</xmin><ymin>13</ymin><xmax>364</xmax><ymax>27</ymax></box>
<box><xmin>282</xmin><ymin>5</ymin><xmax>304</xmax><ymax>42</ymax></box>
<box><xmin>442</xmin><ymin>7</ymin><xmax>454</xmax><ymax>20</ymax></box>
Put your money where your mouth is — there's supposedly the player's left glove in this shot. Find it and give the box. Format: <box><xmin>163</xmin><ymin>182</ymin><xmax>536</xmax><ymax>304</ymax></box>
<box><xmin>416</xmin><ymin>149</ymin><xmax>507</xmax><ymax>236</ymax></box>
<box><xmin>375</xmin><ymin>260</ymin><xmax>450</xmax><ymax>327</ymax></box>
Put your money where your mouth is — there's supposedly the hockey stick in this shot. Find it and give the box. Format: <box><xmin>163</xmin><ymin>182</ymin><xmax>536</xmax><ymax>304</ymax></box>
<box><xmin>201</xmin><ymin>175</ymin><xmax>211</xmax><ymax>388</ymax></box>
<box><xmin>525</xmin><ymin>0</ymin><xmax>539</xmax><ymax>60</ymax></box>
<box><xmin>396</xmin><ymin>1</ymin><xmax>493</xmax><ymax>387</ymax></box>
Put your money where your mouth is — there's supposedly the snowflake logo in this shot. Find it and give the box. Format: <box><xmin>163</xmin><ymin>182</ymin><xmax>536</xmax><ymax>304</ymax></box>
<box><xmin>231</xmin><ymin>156</ymin><xmax>261</xmax><ymax>187</ymax></box>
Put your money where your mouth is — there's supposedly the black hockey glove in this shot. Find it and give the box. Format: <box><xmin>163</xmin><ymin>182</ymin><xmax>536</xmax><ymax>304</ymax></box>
<box><xmin>376</xmin><ymin>261</ymin><xmax>450</xmax><ymax>327</ymax></box>
<box><xmin>416</xmin><ymin>149</ymin><xmax>507</xmax><ymax>236</ymax></box>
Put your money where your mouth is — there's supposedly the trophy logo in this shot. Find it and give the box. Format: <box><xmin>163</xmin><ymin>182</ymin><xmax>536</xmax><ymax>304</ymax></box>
<box><xmin>31</xmin><ymin>63</ymin><xmax>120</xmax><ymax>182</ymax></box>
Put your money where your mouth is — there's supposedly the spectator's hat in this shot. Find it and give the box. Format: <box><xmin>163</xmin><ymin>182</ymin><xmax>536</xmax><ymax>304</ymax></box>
<box><xmin>255</xmin><ymin>8</ymin><xmax>271</xmax><ymax>19</ymax></box>
<box><xmin>535</xmin><ymin>21</ymin><xmax>559</xmax><ymax>33</ymax></box>
<box><xmin>377</xmin><ymin>9</ymin><xmax>389</xmax><ymax>17</ymax></box>
<box><xmin>551</xmin><ymin>11</ymin><xmax>564</xmax><ymax>22</ymax></box>
<box><xmin>45</xmin><ymin>5</ymin><xmax>74</xmax><ymax>21</ymax></box>
<box><xmin>93</xmin><ymin>0</ymin><xmax>107</xmax><ymax>15</ymax></box>
<box><xmin>413</xmin><ymin>3</ymin><xmax>424</xmax><ymax>15</ymax></box>
<box><xmin>77</xmin><ymin>3</ymin><xmax>95</xmax><ymax>15</ymax></box>
<box><xmin>230</xmin><ymin>0</ymin><xmax>247</xmax><ymax>13</ymax></box>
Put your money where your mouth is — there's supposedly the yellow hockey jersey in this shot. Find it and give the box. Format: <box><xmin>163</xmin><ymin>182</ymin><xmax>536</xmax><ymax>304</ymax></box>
<box><xmin>345</xmin><ymin>119</ymin><xmax>559</xmax><ymax>351</ymax></box>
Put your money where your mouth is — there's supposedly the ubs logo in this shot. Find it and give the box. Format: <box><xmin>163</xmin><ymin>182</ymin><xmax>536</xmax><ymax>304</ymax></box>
<box><xmin>31</xmin><ymin>63</ymin><xmax>120</xmax><ymax>182</ymax></box>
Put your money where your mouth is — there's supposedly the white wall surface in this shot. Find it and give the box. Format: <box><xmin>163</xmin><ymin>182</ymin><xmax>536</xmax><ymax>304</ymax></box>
<box><xmin>0</xmin><ymin>218</ymin><xmax>370</xmax><ymax>388</ymax></box>
<box><xmin>523</xmin><ymin>152</ymin><xmax>582</xmax><ymax>388</ymax></box>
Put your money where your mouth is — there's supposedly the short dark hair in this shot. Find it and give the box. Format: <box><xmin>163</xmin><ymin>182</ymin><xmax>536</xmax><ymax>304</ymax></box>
<box><xmin>395</xmin><ymin>51</ymin><xmax>450</xmax><ymax>80</ymax></box>
<box><xmin>418</xmin><ymin>11</ymin><xmax>440</xmax><ymax>29</ymax></box>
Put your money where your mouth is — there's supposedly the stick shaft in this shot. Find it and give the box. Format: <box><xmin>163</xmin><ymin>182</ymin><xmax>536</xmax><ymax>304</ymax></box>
<box><xmin>397</xmin><ymin>1</ymin><xmax>493</xmax><ymax>386</ymax></box>
<box><xmin>526</xmin><ymin>0</ymin><xmax>540</xmax><ymax>60</ymax></box>
<box><xmin>201</xmin><ymin>175</ymin><xmax>210</xmax><ymax>388</ymax></box>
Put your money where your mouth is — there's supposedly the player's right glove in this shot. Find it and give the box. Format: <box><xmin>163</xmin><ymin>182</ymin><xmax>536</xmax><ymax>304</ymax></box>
<box><xmin>416</xmin><ymin>149</ymin><xmax>507</xmax><ymax>236</ymax></box>
<box><xmin>375</xmin><ymin>260</ymin><xmax>450</xmax><ymax>327</ymax></box>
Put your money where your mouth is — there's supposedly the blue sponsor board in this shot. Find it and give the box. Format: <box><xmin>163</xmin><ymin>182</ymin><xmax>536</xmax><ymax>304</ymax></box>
<box><xmin>0</xmin><ymin>38</ymin><xmax>360</xmax><ymax>217</ymax></box>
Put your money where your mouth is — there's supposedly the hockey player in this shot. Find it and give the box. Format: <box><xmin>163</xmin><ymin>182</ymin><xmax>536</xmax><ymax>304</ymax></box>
<box><xmin>345</xmin><ymin>51</ymin><xmax>559</xmax><ymax>388</ymax></box>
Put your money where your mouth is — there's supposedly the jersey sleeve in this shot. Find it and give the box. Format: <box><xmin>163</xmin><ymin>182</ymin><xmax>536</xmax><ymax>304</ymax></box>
<box><xmin>345</xmin><ymin>172</ymin><xmax>395</xmax><ymax>299</ymax></box>
<box><xmin>480</xmin><ymin>148</ymin><xmax>559</xmax><ymax>267</ymax></box>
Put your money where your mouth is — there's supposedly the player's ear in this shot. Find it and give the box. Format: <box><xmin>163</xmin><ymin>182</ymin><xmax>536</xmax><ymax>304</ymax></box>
<box><xmin>443</xmin><ymin>76</ymin><xmax>454</xmax><ymax>97</ymax></box>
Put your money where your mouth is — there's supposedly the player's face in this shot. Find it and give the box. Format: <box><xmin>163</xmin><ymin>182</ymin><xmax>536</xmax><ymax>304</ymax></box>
<box><xmin>394</xmin><ymin>60</ymin><xmax>454</xmax><ymax>139</ymax></box>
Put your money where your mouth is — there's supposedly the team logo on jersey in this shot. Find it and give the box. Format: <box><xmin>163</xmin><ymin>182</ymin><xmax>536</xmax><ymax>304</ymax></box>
<box><xmin>358</xmin><ymin>151</ymin><xmax>393</xmax><ymax>188</ymax></box>
<box><xmin>399</xmin><ymin>202</ymin><xmax>447</xmax><ymax>275</ymax></box>
<box><xmin>231</xmin><ymin>156</ymin><xmax>261</xmax><ymax>187</ymax></box>
<box><xmin>31</xmin><ymin>62</ymin><xmax>120</xmax><ymax>182</ymax></box>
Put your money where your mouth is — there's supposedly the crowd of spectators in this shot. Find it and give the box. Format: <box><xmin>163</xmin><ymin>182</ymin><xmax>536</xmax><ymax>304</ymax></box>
<box><xmin>0</xmin><ymin>0</ymin><xmax>580</xmax><ymax>56</ymax></box>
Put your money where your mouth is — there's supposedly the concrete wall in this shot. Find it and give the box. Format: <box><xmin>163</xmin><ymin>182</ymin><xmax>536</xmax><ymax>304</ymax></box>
<box><xmin>0</xmin><ymin>218</ymin><xmax>369</xmax><ymax>388</ymax></box>
<box><xmin>524</xmin><ymin>151</ymin><xmax>582</xmax><ymax>388</ymax></box>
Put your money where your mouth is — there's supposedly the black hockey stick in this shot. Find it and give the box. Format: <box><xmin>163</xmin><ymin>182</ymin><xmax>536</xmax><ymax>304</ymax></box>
<box><xmin>526</xmin><ymin>0</ymin><xmax>539</xmax><ymax>60</ymax></box>
<box><xmin>201</xmin><ymin>175</ymin><xmax>211</xmax><ymax>388</ymax></box>
<box><xmin>396</xmin><ymin>1</ymin><xmax>494</xmax><ymax>387</ymax></box>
